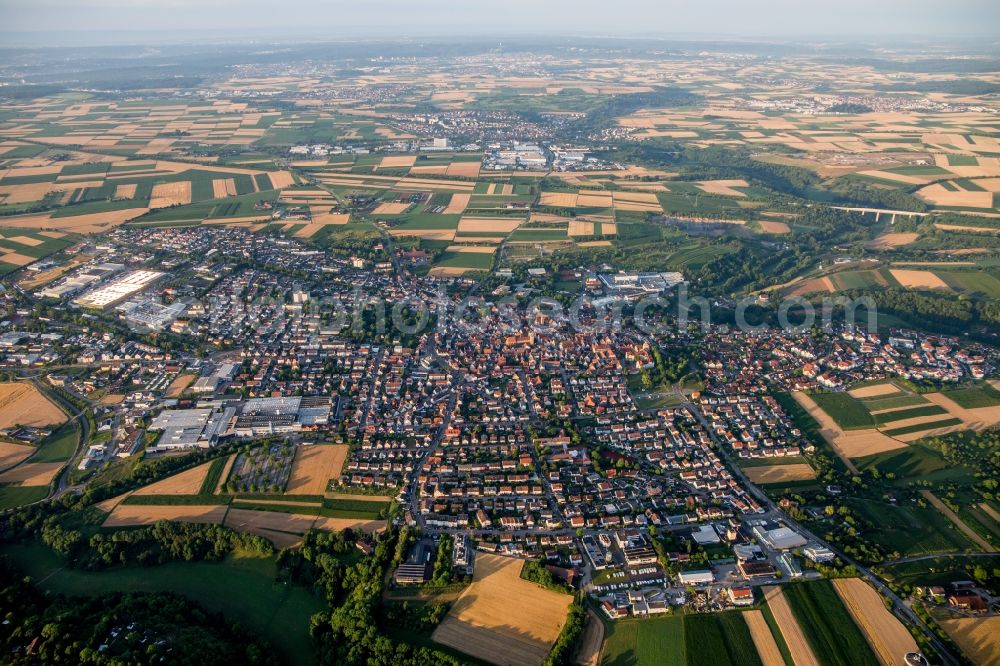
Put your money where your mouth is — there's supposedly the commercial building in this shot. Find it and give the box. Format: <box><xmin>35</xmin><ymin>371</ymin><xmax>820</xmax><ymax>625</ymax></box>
<box><xmin>74</xmin><ymin>270</ymin><xmax>164</xmax><ymax>309</ymax></box>
<box><xmin>148</xmin><ymin>406</ymin><xmax>234</xmax><ymax>450</ymax></box>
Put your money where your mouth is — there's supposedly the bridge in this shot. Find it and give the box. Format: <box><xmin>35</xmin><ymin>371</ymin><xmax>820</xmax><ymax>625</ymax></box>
<box><xmin>830</xmin><ymin>206</ymin><xmax>930</xmax><ymax>224</ymax></box>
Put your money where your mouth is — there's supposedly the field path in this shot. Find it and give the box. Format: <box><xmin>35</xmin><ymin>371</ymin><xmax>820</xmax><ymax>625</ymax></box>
<box><xmin>832</xmin><ymin>578</ymin><xmax>919</xmax><ymax>666</ymax></box>
<box><xmin>573</xmin><ymin>609</ymin><xmax>604</xmax><ymax>666</ymax></box>
<box><xmin>979</xmin><ymin>503</ymin><xmax>1000</xmax><ymax>526</ymax></box>
<box><xmin>763</xmin><ymin>586</ymin><xmax>820</xmax><ymax>666</ymax></box>
<box><xmin>743</xmin><ymin>610</ymin><xmax>785</xmax><ymax>666</ymax></box>
<box><xmin>920</xmin><ymin>490</ymin><xmax>996</xmax><ymax>553</ymax></box>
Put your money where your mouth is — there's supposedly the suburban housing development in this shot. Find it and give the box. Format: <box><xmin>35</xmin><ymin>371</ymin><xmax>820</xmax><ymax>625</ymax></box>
<box><xmin>0</xmin><ymin>6</ymin><xmax>998</xmax><ymax>666</ymax></box>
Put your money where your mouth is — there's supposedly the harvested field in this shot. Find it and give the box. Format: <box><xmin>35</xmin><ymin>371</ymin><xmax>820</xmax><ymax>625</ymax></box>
<box><xmin>577</xmin><ymin>193</ymin><xmax>613</xmax><ymax>207</ymax></box>
<box><xmin>103</xmin><ymin>504</ymin><xmax>227</xmax><ymax>528</ymax></box>
<box><xmin>0</xmin><ymin>183</ymin><xmax>51</xmax><ymax>203</ymax></box>
<box><xmin>268</xmin><ymin>171</ymin><xmax>295</xmax><ymax>189</ymax></box>
<box><xmin>917</xmin><ymin>184</ymin><xmax>994</xmax><ymax>208</ymax></box>
<box><xmin>786</xmin><ymin>276</ymin><xmax>836</xmax><ymax>297</ymax></box>
<box><xmin>764</xmin><ymin>586</ymin><xmax>819</xmax><ymax>666</ymax></box>
<box><xmin>285</xmin><ymin>445</ymin><xmax>348</xmax><ymax>495</ymax></box>
<box><xmin>165</xmin><ymin>373</ymin><xmax>196</xmax><ymax>398</ymax></box>
<box><xmin>372</xmin><ymin>202</ymin><xmax>411</xmax><ymax>215</ymax></box>
<box><xmin>113</xmin><ymin>183</ymin><xmax>137</xmax><ymax>200</ymax></box>
<box><xmin>223</xmin><ymin>507</ymin><xmax>317</xmax><ymax>535</ymax></box>
<box><xmin>745</xmin><ymin>463</ymin><xmax>817</xmax><ymax>484</ymax></box>
<box><xmin>378</xmin><ymin>155</ymin><xmax>417</xmax><ymax>169</ymax></box>
<box><xmin>0</xmin><ymin>461</ymin><xmax>62</xmax><ymax>486</ymax></box>
<box><xmin>149</xmin><ymin>181</ymin><xmax>192</xmax><ymax>208</ymax></box>
<box><xmin>937</xmin><ymin>616</ymin><xmax>1000</xmax><ymax>666</ymax></box>
<box><xmin>697</xmin><ymin>179</ymin><xmax>748</xmax><ymax>197</ymax></box>
<box><xmin>443</xmin><ymin>193</ymin><xmax>471</xmax><ymax>214</ymax></box>
<box><xmin>743</xmin><ymin>610</ymin><xmax>785</xmax><ymax>666</ymax></box>
<box><xmin>539</xmin><ymin>192</ymin><xmax>578</xmax><ymax>208</ymax></box>
<box><xmin>833</xmin><ymin>578</ymin><xmax>918</xmax><ymax>666</ymax></box>
<box><xmin>867</xmin><ymin>232</ymin><xmax>919</xmax><ymax>250</ymax></box>
<box><xmin>920</xmin><ymin>490</ymin><xmax>996</xmax><ymax>553</ymax></box>
<box><xmin>759</xmin><ymin>220</ymin><xmax>791</xmax><ymax>234</ymax></box>
<box><xmin>0</xmin><ymin>252</ymin><xmax>35</xmax><ymax>266</ymax></box>
<box><xmin>456</xmin><ymin>217</ymin><xmax>523</xmax><ymax>233</ymax></box>
<box><xmin>312</xmin><ymin>516</ymin><xmax>386</xmax><ymax>533</ymax></box>
<box><xmin>432</xmin><ymin>554</ymin><xmax>572</xmax><ymax>666</ymax></box>
<box><xmin>935</xmin><ymin>223</ymin><xmax>1000</xmax><ymax>234</ymax></box>
<box><xmin>849</xmin><ymin>383</ymin><xmax>901</xmax><ymax>399</ymax></box>
<box><xmin>889</xmin><ymin>269</ymin><xmax>950</xmax><ymax>290</ymax></box>
<box><xmin>792</xmin><ymin>391</ymin><xmax>905</xmax><ymax>468</ymax></box>
<box><xmin>922</xmin><ymin>392</ymin><xmax>1000</xmax><ymax>430</ymax></box>
<box><xmin>445</xmin><ymin>162</ymin><xmax>481</xmax><ymax>178</ymax></box>
<box><xmin>133</xmin><ymin>461</ymin><xmax>213</xmax><ymax>496</ymax></box>
<box><xmin>0</xmin><ymin>383</ymin><xmax>66</xmax><ymax>428</ymax></box>
<box><xmin>444</xmin><ymin>244</ymin><xmax>497</xmax><ymax>254</ymax></box>
<box><xmin>0</xmin><ymin>441</ymin><xmax>34</xmax><ymax>470</ymax></box>
<box><xmin>212</xmin><ymin>178</ymin><xmax>237</xmax><ymax>198</ymax></box>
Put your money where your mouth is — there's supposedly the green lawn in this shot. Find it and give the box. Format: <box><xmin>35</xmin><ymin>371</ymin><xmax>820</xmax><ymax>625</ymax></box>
<box><xmin>809</xmin><ymin>392</ymin><xmax>874</xmax><ymax>430</ymax></box>
<box><xmin>434</xmin><ymin>250</ymin><xmax>495</xmax><ymax>270</ymax></box>
<box><xmin>0</xmin><ymin>542</ymin><xmax>324</xmax><ymax>666</ymax></box>
<box><xmin>782</xmin><ymin>581</ymin><xmax>878</xmax><ymax>666</ymax></box>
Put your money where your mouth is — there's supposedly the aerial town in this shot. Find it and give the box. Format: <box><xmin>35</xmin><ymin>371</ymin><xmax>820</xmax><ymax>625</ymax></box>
<box><xmin>0</xmin><ymin>8</ymin><xmax>999</xmax><ymax>666</ymax></box>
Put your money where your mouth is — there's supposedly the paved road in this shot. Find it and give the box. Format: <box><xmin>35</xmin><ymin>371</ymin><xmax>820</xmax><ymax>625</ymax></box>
<box><xmin>681</xmin><ymin>397</ymin><xmax>961</xmax><ymax>666</ymax></box>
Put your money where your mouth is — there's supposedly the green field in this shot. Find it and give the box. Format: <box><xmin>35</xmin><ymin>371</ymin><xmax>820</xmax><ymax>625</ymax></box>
<box><xmin>938</xmin><ymin>270</ymin><xmax>1000</xmax><ymax>298</ymax></box>
<box><xmin>859</xmin><ymin>394</ymin><xmax>927</xmax><ymax>412</ymax></box>
<box><xmin>434</xmin><ymin>250</ymin><xmax>495</xmax><ymax>270</ymax></box>
<box><xmin>882</xmin><ymin>418</ymin><xmax>962</xmax><ymax>437</ymax></box>
<box><xmin>601</xmin><ymin>611</ymin><xmax>762</xmax><ymax>666</ymax></box>
<box><xmin>848</xmin><ymin>497</ymin><xmax>978</xmax><ymax>556</ymax></box>
<box><xmin>855</xmin><ymin>442</ymin><xmax>975</xmax><ymax>484</ymax></box>
<box><xmin>941</xmin><ymin>383</ymin><xmax>1000</xmax><ymax>409</ymax></box>
<box><xmin>782</xmin><ymin>581</ymin><xmax>878</xmax><ymax>666</ymax></box>
<box><xmin>809</xmin><ymin>392</ymin><xmax>874</xmax><ymax>430</ymax></box>
<box><xmin>872</xmin><ymin>404</ymin><xmax>948</xmax><ymax>425</ymax></box>
<box><xmin>0</xmin><ymin>484</ymin><xmax>49</xmax><ymax>510</ymax></box>
<box><xmin>0</xmin><ymin>542</ymin><xmax>324</xmax><ymax>665</ymax></box>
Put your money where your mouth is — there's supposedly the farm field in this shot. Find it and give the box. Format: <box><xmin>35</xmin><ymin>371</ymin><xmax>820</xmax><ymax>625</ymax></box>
<box><xmin>847</xmin><ymin>497</ymin><xmax>979</xmax><ymax>557</ymax></box>
<box><xmin>937</xmin><ymin>616</ymin><xmax>1000</xmax><ymax>666</ymax></box>
<box><xmin>831</xmin><ymin>578</ymin><xmax>918</xmax><ymax>666</ymax></box>
<box><xmin>286</xmin><ymin>444</ymin><xmax>348</xmax><ymax>495</ymax></box>
<box><xmin>600</xmin><ymin>611</ymin><xmax>765</xmax><ymax>666</ymax></box>
<box><xmin>761</xmin><ymin>587</ymin><xmax>819</xmax><ymax>666</ymax></box>
<box><xmin>432</xmin><ymin>554</ymin><xmax>572</xmax><ymax>666</ymax></box>
<box><xmin>0</xmin><ymin>382</ymin><xmax>66</xmax><ymax>428</ymax></box>
<box><xmin>744</xmin><ymin>463</ymin><xmax>817</xmax><ymax>484</ymax></box>
<box><xmin>0</xmin><ymin>541</ymin><xmax>323</xmax><ymax>666</ymax></box>
<box><xmin>781</xmin><ymin>580</ymin><xmax>879</xmax><ymax>666</ymax></box>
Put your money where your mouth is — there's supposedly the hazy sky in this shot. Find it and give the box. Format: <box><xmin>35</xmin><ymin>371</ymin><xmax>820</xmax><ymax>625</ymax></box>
<box><xmin>1</xmin><ymin>0</ymin><xmax>998</xmax><ymax>44</ymax></box>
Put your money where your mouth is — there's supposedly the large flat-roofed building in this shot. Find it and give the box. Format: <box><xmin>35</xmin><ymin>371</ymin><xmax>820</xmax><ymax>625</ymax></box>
<box><xmin>74</xmin><ymin>270</ymin><xmax>164</xmax><ymax>309</ymax></box>
<box><xmin>753</xmin><ymin>524</ymin><xmax>808</xmax><ymax>551</ymax></box>
<box><xmin>598</xmin><ymin>272</ymin><xmax>684</xmax><ymax>298</ymax></box>
<box><xmin>231</xmin><ymin>395</ymin><xmax>333</xmax><ymax>436</ymax></box>
<box><xmin>148</xmin><ymin>406</ymin><xmax>234</xmax><ymax>451</ymax></box>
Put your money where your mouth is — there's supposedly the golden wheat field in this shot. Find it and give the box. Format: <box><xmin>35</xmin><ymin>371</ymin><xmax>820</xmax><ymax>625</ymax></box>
<box><xmin>432</xmin><ymin>554</ymin><xmax>572</xmax><ymax>666</ymax></box>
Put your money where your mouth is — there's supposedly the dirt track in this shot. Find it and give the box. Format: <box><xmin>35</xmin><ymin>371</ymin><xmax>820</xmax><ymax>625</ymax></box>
<box><xmin>920</xmin><ymin>490</ymin><xmax>996</xmax><ymax>553</ymax></box>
